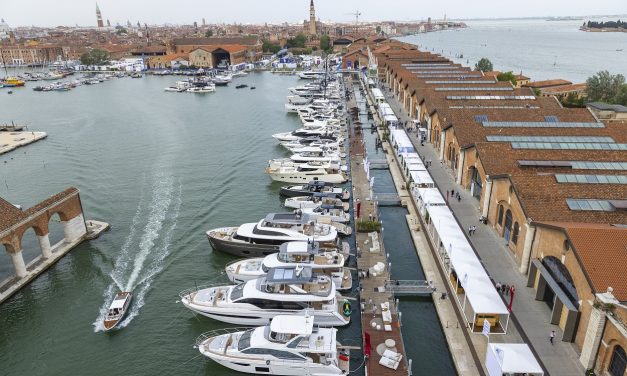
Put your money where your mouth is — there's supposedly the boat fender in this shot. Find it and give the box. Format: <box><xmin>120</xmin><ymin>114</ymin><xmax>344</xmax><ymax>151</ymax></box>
<box><xmin>342</xmin><ymin>300</ymin><xmax>352</xmax><ymax>317</ymax></box>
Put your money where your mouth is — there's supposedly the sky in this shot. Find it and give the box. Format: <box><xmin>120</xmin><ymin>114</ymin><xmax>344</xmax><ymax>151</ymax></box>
<box><xmin>2</xmin><ymin>0</ymin><xmax>627</xmax><ymax>27</ymax></box>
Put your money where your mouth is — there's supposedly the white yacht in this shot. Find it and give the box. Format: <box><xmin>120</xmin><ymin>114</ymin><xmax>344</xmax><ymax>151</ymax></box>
<box><xmin>265</xmin><ymin>162</ymin><xmax>348</xmax><ymax>184</ymax></box>
<box><xmin>195</xmin><ymin>315</ymin><xmax>350</xmax><ymax>375</ymax></box>
<box><xmin>225</xmin><ymin>241</ymin><xmax>352</xmax><ymax>290</ymax></box>
<box><xmin>284</xmin><ymin>195</ymin><xmax>349</xmax><ymax>212</ymax></box>
<box><xmin>279</xmin><ymin>181</ymin><xmax>350</xmax><ymax>200</ymax></box>
<box><xmin>179</xmin><ymin>266</ymin><xmax>351</xmax><ymax>326</ymax></box>
<box><xmin>272</xmin><ymin>128</ymin><xmax>339</xmax><ymax>142</ymax></box>
<box><xmin>207</xmin><ymin>213</ymin><xmax>340</xmax><ymax>257</ymax></box>
<box><xmin>299</xmin><ymin>207</ymin><xmax>350</xmax><ymax>223</ymax></box>
<box><xmin>187</xmin><ymin>84</ymin><xmax>216</xmax><ymax>93</ymax></box>
<box><xmin>298</xmin><ymin>71</ymin><xmax>326</xmax><ymax>80</ymax></box>
<box><xmin>164</xmin><ymin>81</ymin><xmax>191</xmax><ymax>92</ymax></box>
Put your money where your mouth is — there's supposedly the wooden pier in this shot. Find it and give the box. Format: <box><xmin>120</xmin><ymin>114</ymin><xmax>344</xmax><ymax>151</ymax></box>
<box><xmin>346</xmin><ymin>76</ymin><xmax>410</xmax><ymax>376</ymax></box>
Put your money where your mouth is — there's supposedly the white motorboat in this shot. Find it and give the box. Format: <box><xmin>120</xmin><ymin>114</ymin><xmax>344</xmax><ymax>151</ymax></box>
<box><xmin>279</xmin><ymin>181</ymin><xmax>350</xmax><ymax>200</ymax></box>
<box><xmin>298</xmin><ymin>71</ymin><xmax>326</xmax><ymax>80</ymax></box>
<box><xmin>195</xmin><ymin>315</ymin><xmax>350</xmax><ymax>375</ymax></box>
<box><xmin>284</xmin><ymin>195</ymin><xmax>349</xmax><ymax>212</ymax></box>
<box><xmin>103</xmin><ymin>291</ymin><xmax>132</xmax><ymax>331</ymax></box>
<box><xmin>272</xmin><ymin>129</ymin><xmax>339</xmax><ymax>142</ymax></box>
<box><xmin>207</xmin><ymin>213</ymin><xmax>340</xmax><ymax>257</ymax></box>
<box><xmin>187</xmin><ymin>84</ymin><xmax>216</xmax><ymax>93</ymax></box>
<box><xmin>265</xmin><ymin>162</ymin><xmax>347</xmax><ymax>184</ymax></box>
<box><xmin>180</xmin><ymin>266</ymin><xmax>351</xmax><ymax>326</ymax></box>
<box><xmin>299</xmin><ymin>206</ymin><xmax>350</xmax><ymax>223</ymax></box>
<box><xmin>164</xmin><ymin>81</ymin><xmax>190</xmax><ymax>92</ymax></box>
<box><xmin>225</xmin><ymin>241</ymin><xmax>351</xmax><ymax>290</ymax></box>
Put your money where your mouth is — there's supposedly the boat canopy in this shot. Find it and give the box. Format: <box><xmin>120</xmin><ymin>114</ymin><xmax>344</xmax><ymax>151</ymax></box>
<box><xmin>266</xmin><ymin>266</ymin><xmax>314</xmax><ymax>284</ymax></box>
<box><xmin>280</xmin><ymin>241</ymin><xmax>319</xmax><ymax>255</ymax></box>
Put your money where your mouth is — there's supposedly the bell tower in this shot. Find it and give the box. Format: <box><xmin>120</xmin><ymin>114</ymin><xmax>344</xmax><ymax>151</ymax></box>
<box><xmin>96</xmin><ymin>3</ymin><xmax>104</xmax><ymax>28</ymax></box>
<box><xmin>308</xmin><ymin>0</ymin><xmax>317</xmax><ymax>35</ymax></box>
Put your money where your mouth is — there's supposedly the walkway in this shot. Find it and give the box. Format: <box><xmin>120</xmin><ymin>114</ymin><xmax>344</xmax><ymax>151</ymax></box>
<box><xmin>381</xmin><ymin>84</ymin><xmax>585</xmax><ymax>376</ymax></box>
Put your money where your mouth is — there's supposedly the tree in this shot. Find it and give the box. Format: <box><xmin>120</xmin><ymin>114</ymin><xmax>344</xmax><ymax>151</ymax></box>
<box><xmin>262</xmin><ymin>40</ymin><xmax>281</xmax><ymax>54</ymax></box>
<box><xmin>319</xmin><ymin>35</ymin><xmax>332</xmax><ymax>53</ymax></box>
<box><xmin>80</xmin><ymin>48</ymin><xmax>110</xmax><ymax>66</ymax></box>
<box><xmin>613</xmin><ymin>85</ymin><xmax>627</xmax><ymax>106</ymax></box>
<box><xmin>285</xmin><ymin>33</ymin><xmax>306</xmax><ymax>49</ymax></box>
<box><xmin>475</xmin><ymin>58</ymin><xmax>493</xmax><ymax>72</ymax></box>
<box><xmin>205</xmin><ymin>29</ymin><xmax>213</xmax><ymax>37</ymax></box>
<box><xmin>497</xmin><ymin>71</ymin><xmax>517</xmax><ymax>86</ymax></box>
<box><xmin>585</xmin><ymin>70</ymin><xmax>626</xmax><ymax>102</ymax></box>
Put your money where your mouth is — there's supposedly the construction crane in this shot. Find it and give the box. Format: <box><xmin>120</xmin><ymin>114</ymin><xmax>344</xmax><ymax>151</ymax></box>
<box><xmin>344</xmin><ymin>10</ymin><xmax>361</xmax><ymax>26</ymax></box>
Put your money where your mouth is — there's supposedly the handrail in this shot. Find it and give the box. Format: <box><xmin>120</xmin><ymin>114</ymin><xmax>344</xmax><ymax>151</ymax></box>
<box><xmin>178</xmin><ymin>282</ymin><xmax>234</xmax><ymax>299</ymax></box>
<box><xmin>195</xmin><ymin>327</ymin><xmax>254</xmax><ymax>347</ymax></box>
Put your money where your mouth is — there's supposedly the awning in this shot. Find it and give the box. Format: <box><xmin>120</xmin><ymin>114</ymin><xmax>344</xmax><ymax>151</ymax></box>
<box><xmin>485</xmin><ymin>343</ymin><xmax>543</xmax><ymax>376</ymax></box>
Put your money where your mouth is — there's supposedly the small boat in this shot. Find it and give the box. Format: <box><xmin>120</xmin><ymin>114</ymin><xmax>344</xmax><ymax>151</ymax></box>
<box><xmin>103</xmin><ymin>291</ymin><xmax>132</xmax><ymax>331</ymax></box>
<box><xmin>235</xmin><ymin>84</ymin><xmax>248</xmax><ymax>89</ymax></box>
<box><xmin>250</xmin><ymin>86</ymin><xmax>256</xmax><ymax>90</ymax></box>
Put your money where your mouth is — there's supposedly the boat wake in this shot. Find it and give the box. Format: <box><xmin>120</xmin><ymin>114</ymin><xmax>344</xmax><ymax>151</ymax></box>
<box><xmin>93</xmin><ymin>172</ymin><xmax>182</xmax><ymax>332</ymax></box>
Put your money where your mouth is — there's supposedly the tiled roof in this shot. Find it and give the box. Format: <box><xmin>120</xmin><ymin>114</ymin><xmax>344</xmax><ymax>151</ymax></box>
<box><xmin>523</xmin><ymin>79</ymin><xmax>572</xmax><ymax>88</ymax></box>
<box><xmin>537</xmin><ymin>222</ymin><xmax>627</xmax><ymax>301</ymax></box>
<box><xmin>172</xmin><ymin>36</ymin><xmax>259</xmax><ymax>46</ymax></box>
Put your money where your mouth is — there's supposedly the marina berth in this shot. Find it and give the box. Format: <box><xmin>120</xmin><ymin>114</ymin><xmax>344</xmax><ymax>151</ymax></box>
<box><xmin>265</xmin><ymin>162</ymin><xmax>348</xmax><ymax>184</ymax></box>
<box><xmin>206</xmin><ymin>213</ymin><xmax>341</xmax><ymax>257</ymax></box>
<box><xmin>179</xmin><ymin>266</ymin><xmax>351</xmax><ymax>326</ymax></box>
<box><xmin>284</xmin><ymin>194</ymin><xmax>349</xmax><ymax>212</ymax></box>
<box><xmin>279</xmin><ymin>181</ymin><xmax>350</xmax><ymax>200</ymax></box>
<box><xmin>225</xmin><ymin>241</ymin><xmax>351</xmax><ymax>290</ymax></box>
<box><xmin>195</xmin><ymin>315</ymin><xmax>350</xmax><ymax>375</ymax></box>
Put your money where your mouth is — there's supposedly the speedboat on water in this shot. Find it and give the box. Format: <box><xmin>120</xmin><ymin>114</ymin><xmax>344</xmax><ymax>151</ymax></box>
<box><xmin>279</xmin><ymin>181</ymin><xmax>350</xmax><ymax>200</ymax></box>
<box><xmin>103</xmin><ymin>291</ymin><xmax>132</xmax><ymax>331</ymax></box>
<box><xmin>179</xmin><ymin>266</ymin><xmax>351</xmax><ymax>326</ymax></box>
<box><xmin>225</xmin><ymin>241</ymin><xmax>351</xmax><ymax>290</ymax></box>
<box><xmin>206</xmin><ymin>212</ymin><xmax>341</xmax><ymax>257</ymax></box>
<box><xmin>284</xmin><ymin>194</ymin><xmax>349</xmax><ymax>212</ymax></box>
<box><xmin>194</xmin><ymin>315</ymin><xmax>350</xmax><ymax>375</ymax></box>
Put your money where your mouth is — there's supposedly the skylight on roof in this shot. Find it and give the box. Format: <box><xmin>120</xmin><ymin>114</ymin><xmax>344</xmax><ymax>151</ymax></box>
<box><xmin>474</xmin><ymin>115</ymin><xmax>489</xmax><ymax>122</ymax></box>
<box><xmin>488</xmin><ymin>136</ymin><xmax>614</xmax><ymax>143</ymax></box>
<box><xmin>556</xmin><ymin>174</ymin><xmax>627</xmax><ymax>184</ymax></box>
<box><xmin>566</xmin><ymin>199</ymin><xmax>619</xmax><ymax>212</ymax></box>
<box><xmin>544</xmin><ymin>116</ymin><xmax>559</xmax><ymax>122</ymax></box>
<box><xmin>511</xmin><ymin>142</ymin><xmax>627</xmax><ymax>150</ymax></box>
<box><xmin>482</xmin><ymin>121</ymin><xmax>604</xmax><ymax>128</ymax></box>
<box><xmin>435</xmin><ymin>87</ymin><xmax>514</xmax><ymax>91</ymax></box>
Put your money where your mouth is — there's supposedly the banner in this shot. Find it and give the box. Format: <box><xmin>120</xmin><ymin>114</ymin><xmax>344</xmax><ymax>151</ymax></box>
<box><xmin>482</xmin><ymin>319</ymin><xmax>491</xmax><ymax>338</ymax></box>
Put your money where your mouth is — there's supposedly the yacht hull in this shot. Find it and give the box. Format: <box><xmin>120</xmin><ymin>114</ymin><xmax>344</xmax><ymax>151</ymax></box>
<box><xmin>187</xmin><ymin>305</ymin><xmax>349</xmax><ymax>326</ymax></box>
<box><xmin>208</xmin><ymin>234</ymin><xmax>279</xmax><ymax>257</ymax></box>
<box><xmin>208</xmin><ymin>356</ymin><xmax>343</xmax><ymax>376</ymax></box>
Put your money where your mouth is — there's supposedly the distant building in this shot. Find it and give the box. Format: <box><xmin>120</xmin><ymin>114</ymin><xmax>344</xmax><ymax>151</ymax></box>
<box><xmin>0</xmin><ymin>19</ymin><xmax>10</xmax><ymax>40</ymax></box>
<box><xmin>587</xmin><ymin>102</ymin><xmax>627</xmax><ymax>121</ymax></box>
<box><xmin>308</xmin><ymin>0</ymin><xmax>317</xmax><ymax>35</ymax></box>
<box><xmin>96</xmin><ymin>3</ymin><xmax>104</xmax><ymax>28</ymax></box>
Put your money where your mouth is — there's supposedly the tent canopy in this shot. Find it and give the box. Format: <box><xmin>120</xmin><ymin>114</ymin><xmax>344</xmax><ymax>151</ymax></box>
<box><xmin>390</xmin><ymin>129</ymin><xmax>414</xmax><ymax>153</ymax></box>
<box><xmin>486</xmin><ymin>343</ymin><xmax>543</xmax><ymax>376</ymax></box>
<box><xmin>409</xmin><ymin>170</ymin><xmax>434</xmax><ymax>185</ymax></box>
<box><xmin>414</xmin><ymin>187</ymin><xmax>445</xmax><ymax>205</ymax></box>
<box><xmin>426</xmin><ymin>205</ymin><xmax>509</xmax><ymax>315</ymax></box>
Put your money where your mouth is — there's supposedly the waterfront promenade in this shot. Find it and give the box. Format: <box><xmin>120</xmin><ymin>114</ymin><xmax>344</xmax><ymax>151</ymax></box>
<box><xmin>382</xmin><ymin>84</ymin><xmax>585</xmax><ymax>376</ymax></box>
<box><xmin>347</xmin><ymin>77</ymin><xmax>410</xmax><ymax>376</ymax></box>
<box><xmin>0</xmin><ymin>131</ymin><xmax>47</xmax><ymax>155</ymax></box>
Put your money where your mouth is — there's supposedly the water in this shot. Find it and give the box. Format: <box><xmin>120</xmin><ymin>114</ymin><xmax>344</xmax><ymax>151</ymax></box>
<box><xmin>399</xmin><ymin>18</ymin><xmax>627</xmax><ymax>82</ymax></box>
<box><xmin>0</xmin><ymin>73</ymin><xmax>453</xmax><ymax>375</ymax></box>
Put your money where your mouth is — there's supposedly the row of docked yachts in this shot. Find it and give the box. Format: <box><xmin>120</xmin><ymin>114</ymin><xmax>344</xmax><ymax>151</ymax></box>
<box><xmin>178</xmin><ymin>76</ymin><xmax>353</xmax><ymax>375</ymax></box>
<box><xmin>266</xmin><ymin>80</ymin><xmax>348</xmax><ymax>185</ymax></box>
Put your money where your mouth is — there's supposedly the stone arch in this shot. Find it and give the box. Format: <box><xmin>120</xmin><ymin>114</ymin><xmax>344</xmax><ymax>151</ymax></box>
<box><xmin>47</xmin><ymin>212</ymin><xmax>66</xmax><ymax>248</ymax></box>
<box><xmin>542</xmin><ymin>255</ymin><xmax>580</xmax><ymax>307</ymax></box>
<box><xmin>19</xmin><ymin>227</ymin><xmax>42</xmax><ymax>266</ymax></box>
<box><xmin>497</xmin><ymin>204</ymin><xmax>504</xmax><ymax>226</ymax></box>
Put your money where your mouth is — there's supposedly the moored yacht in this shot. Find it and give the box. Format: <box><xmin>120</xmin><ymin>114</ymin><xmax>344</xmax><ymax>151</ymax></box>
<box><xmin>195</xmin><ymin>315</ymin><xmax>350</xmax><ymax>375</ymax></box>
<box><xmin>179</xmin><ymin>266</ymin><xmax>351</xmax><ymax>326</ymax></box>
<box><xmin>225</xmin><ymin>241</ymin><xmax>352</xmax><ymax>290</ymax></box>
<box><xmin>207</xmin><ymin>213</ymin><xmax>340</xmax><ymax>257</ymax></box>
<box><xmin>265</xmin><ymin>162</ymin><xmax>347</xmax><ymax>184</ymax></box>
<box><xmin>279</xmin><ymin>181</ymin><xmax>350</xmax><ymax>200</ymax></box>
<box><xmin>299</xmin><ymin>206</ymin><xmax>350</xmax><ymax>223</ymax></box>
<box><xmin>284</xmin><ymin>194</ymin><xmax>349</xmax><ymax>212</ymax></box>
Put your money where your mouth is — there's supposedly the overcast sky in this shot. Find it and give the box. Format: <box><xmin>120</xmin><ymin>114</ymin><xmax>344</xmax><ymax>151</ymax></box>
<box><xmin>2</xmin><ymin>0</ymin><xmax>627</xmax><ymax>27</ymax></box>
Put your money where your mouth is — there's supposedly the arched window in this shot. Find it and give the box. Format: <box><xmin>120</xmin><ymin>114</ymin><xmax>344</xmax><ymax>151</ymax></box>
<box><xmin>512</xmin><ymin>222</ymin><xmax>520</xmax><ymax>245</ymax></box>
<box><xmin>609</xmin><ymin>345</ymin><xmax>627</xmax><ymax>376</ymax></box>
<box><xmin>563</xmin><ymin>240</ymin><xmax>571</xmax><ymax>253</ymax></box>
<box><xmin>542</xmin><ymin>256</ymin><xmax>580</xmax><ymax>308</ymax></box>
<box><xmin>504</xmin><ymin>210</ymin><xmax>513</xmax><ymax>241</ymax></box>
<box><xmin>497</xmin><ymin>205</ymin><xmax>504</xmax><ymax>225</ymax></box>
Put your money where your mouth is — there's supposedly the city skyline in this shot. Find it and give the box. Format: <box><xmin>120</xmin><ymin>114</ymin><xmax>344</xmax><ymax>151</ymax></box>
<box><xmin>1</xmin><ymin>0</ymin><xmax>627</xmax><ymax>27</ymax></box>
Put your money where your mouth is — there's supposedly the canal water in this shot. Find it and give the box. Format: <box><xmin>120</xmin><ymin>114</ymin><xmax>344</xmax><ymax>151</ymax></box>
<box><xmin>355</xmin><ymin>87</ymin><xmax>456</xmax><ymax>375</ymax></box>
<box><xmin>0</xmin><ymin>73</ymin><xmax>450</xmax><ymax>375</ymax></box>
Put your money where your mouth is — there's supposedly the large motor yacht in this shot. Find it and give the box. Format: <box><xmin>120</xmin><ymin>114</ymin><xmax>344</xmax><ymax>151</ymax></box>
<box><xmin>265</xmin><ymin>162</ymin><xmax>347</xmax><ymax>184</ymax></box>
<box><xmin>195</xmin><ymin>315</ymin><xmax>350</xmax><ymax>375</ymax></box>
<box><xmin>279</xmin><ymin>181</ymin><xmax>350</xmax><ymax>200</ymax></box>
<box><xmin>207</xmin><ymin>213</ymin><xmax>340</xmax><ymax>257</ymax></box>
<box><xmin>284</xmin><ymin>194</ymin><xmax>349</xmax><ymax>212</ymax></box>
<box><xmin>225</xmin><ymin>241</ymin><xmax>352</xmax><ymax>291</ymax></box>
<box><xmin>180</xmin><ymin>266</ymin><xmax>351</xmax><ymax>326</ymax></box>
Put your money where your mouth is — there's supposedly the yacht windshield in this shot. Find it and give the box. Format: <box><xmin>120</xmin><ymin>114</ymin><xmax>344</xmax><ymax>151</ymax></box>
<box><xmin>230</xmin><ymin>283</ymin><xmax>245</xmax><ymax>301</ymax></box>
<box><xmin>238</xmin><ymin>329</ymin><xmax>253</xmax><ymax>350</ymax></box>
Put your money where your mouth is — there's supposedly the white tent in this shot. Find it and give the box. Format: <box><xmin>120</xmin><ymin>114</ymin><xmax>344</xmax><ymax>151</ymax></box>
<box><xmin>409</xmin><ymin>170</ymin><xmax>434</xmax><ymax>186</ymax></box>
<box><xmin>414</xmin><ymin>187</ymin><xmax>445</xmax><ymax>205</ymax></box>
<box><xmin>485</xmin><ymin>343</ymin><xmax>543</xmax><ymax>376</ymax></box>
<box><xmin>390</xmin><ymin>130</ymin><xmax>414</xmax><ymax>154</ymax></box>
<box><xmin>425</xmin><ymin>205</ymin><xmax>510</xmax><ymax>332</ymax></box>
<box><xmin>371</xmin><ymin>87</ymin><xmax>385</xmax><ymax>103</ymax></box>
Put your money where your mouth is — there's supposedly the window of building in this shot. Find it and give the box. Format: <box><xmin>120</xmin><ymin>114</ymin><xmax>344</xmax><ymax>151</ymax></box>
<box><xmin>609</xmin><ymin>345</ymin><xmax>627</xmax><ymax>376</ymax></box>
<box><xmin>542</xmin><ymin>256</ymin><xmax>580</xmax><ymax>308</ymax></box>
<box><xmin>497</xmin><ymin>205</ymin><xmax>504</xmax><ymax>225</ymax></box>
<box><xmin>563</xmin><ymin>240</ymin><xmax>570</xmax><ymax>253</ymax></box>
<box><xmin>512</xmin><ymin>222</ymin><xmax>520</xmax><ymax>244</ymax></box>
<box><xmin>544</xmin><ymin>116</ymin><xmax>559</xmax><ymax>122</ymax></box>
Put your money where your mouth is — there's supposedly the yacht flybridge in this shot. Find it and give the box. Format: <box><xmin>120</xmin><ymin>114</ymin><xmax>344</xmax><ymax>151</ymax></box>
<box><xmin>195</xmin><ymin>315</ymin><xmax>350</xmax><ymax>375</ymax></box>
<box><xmin>225</xmin><ymin>241</ymin><xmax>352</xmax><ymax>291</ymax></box>
<box><xmin>179</xmin><ymin>266</ymin><xmax>351</xmax><ymax>326</ymax></box>
<box><xmin>207</xmin><ymin>213</ymin><xmax>341</xmax><ymax>257</ymax></box>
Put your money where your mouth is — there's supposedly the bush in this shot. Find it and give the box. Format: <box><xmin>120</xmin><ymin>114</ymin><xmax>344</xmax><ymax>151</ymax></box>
<box><xmin>357</xmin><ymin>219</ymin><xmax>381</xmax><ymax>232</ymax></box>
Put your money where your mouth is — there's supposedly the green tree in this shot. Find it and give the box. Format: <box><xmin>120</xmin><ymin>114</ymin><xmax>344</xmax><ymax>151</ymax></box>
<box><xmin>613</xmin><ymin>85</ymin><xmax>627</xmax><ymax>105</ymax></box>
<box><xmin>115</xmin><ymin>28</ymin><xmax>127</xmax><ymax>35</ymax></box>
<box><xmin>319</xmin><ymin>35</ymin><xmax>332</xmax><ymax>53</ymax></box>
<box><xmin>80</xmin><ymin>48</ymin><xmax>110</xmax><ymax>66</ymax></box>
<box><xmin>474</xmin><ymin>58</ymin><xmax>493</xmax><ymax>72</ymax></box>
<box><xmin>205</xmin><ymin>29</ymin><xmax>213</xmax><ymax>37</ymax></box>
<box><xmin>586</xmin><ymin>70</ymin><xmax>626</xmax><ymax>102</ymax></box>
<box><xmin>497</xmin><ymin>71</ymin><xmax>517</xmax><ymax>86</ymax></box>
<box><xmin>285</xmin><ymin>33</ymin><xmax>306</xmax><ymax>49</ymax></box>
<box><xmin>262</xmin><ymin>40</ymin><xmax>281</xmax><ymax>54</ymax></box>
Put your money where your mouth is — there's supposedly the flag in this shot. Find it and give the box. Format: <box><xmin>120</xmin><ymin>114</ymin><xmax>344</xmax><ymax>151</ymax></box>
<box><xmin>482</xmin><ymin>319</ymin><xmax>490</xmax><ymax>338</ymax></box>
<box><xmin>369</xmin><ymin>176</ymin><xmax>375</xmax><ymax>188</ymax></box>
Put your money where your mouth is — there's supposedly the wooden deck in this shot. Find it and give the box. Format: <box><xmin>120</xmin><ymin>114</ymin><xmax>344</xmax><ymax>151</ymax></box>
<box><xmin>346</xmin><ymin>76</ymin><xmax>409</xmax><ymax>376</ymax></box>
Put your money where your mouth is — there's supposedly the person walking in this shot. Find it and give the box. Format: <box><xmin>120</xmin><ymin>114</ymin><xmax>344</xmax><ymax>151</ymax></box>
<box><xmin>496</xmin><ymin>281</ymin><xmax>502</xmax><ymax>292</ymax></box>
<box><xmin>549</xmin><ymin>330</ymin><xmax>556</xmax><ymax>345</ymax></box>
<box><xmin>468</xmin><ymin>225</ymin><xmax>473</xmax><ymax>236</ymax></box>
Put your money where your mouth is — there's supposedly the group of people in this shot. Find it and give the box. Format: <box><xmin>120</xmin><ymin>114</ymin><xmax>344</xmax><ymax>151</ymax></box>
<box><xmin>495</xmin><ymin>281</ymin><xmax>512</xmax><ymax>296</ymax></box>
<box><xmin>468</xmin><ymin>225</ymin><xmax>477</xmax><ymax>236</ymax></box>
<box><xmin>447</xmin><ymin>189</ymin><xmax>462</xmax><ymax>202</ymax></box>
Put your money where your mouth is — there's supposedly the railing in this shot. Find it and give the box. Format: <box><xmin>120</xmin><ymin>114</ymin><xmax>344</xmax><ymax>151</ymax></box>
<box><xmin>195</xmin><ymin>327</ymin><xmax>253</xmax><ymax>346</ymax></box>
<box><xmin>384</xmin><ymin>280</ymin><xmax>435</xmax><ymax>296</ymax></box>
<box><xmin>178</xmin><ymin>282</ymin><xmax>232</xmax><ymax>299</ymax></box>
